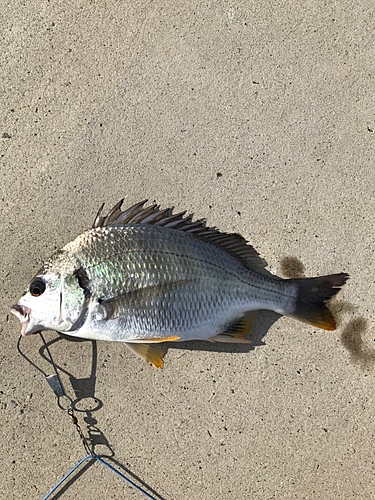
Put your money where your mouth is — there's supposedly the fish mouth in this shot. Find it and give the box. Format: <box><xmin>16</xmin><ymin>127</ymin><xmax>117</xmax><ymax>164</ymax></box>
<box><xmin>10</xmin><ymin>304</ymin><xmax>33</xmax><ymax>336</ymax></box>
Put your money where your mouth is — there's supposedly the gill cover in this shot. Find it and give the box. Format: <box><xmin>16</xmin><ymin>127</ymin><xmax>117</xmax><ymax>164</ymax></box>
<box><xmin>57</xmin><ymin>266</ymin><xmax>89</xmax><ymax>332</ymax></box>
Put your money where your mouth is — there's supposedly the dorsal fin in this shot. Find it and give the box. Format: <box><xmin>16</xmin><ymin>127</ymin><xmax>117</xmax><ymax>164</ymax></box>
<box><xmin>93</xmin><ymin>199</ymin><xmax>269</xmax><ymax>274</ymax></box>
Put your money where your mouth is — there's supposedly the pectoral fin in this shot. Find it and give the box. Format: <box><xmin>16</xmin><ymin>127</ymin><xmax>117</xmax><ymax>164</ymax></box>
<box><xmin>124</xmin><ymin>342</ymin><xmax>165</xmax><ymax>369</ymax></box>
<box><xmin>101</xmin><ymin>280</ymin><xmax>193</xmax><ymax>320</ymax></box>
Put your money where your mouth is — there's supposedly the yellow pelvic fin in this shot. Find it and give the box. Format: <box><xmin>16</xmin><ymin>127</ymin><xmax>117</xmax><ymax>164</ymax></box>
<box><xmin>130</xmin><ymin>336</ymin><xmax>180</xmax><ymax>343</ymax></box>
<box><xmin>124</xmin><ymin>342</ymin><xmax>165</xmax><ymax>369</ymax></box>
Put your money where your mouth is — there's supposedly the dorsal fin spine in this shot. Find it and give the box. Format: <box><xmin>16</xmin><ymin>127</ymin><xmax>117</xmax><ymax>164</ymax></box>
<box><xmin>92</xmin><ymin>199</ymin><xmax>269</xmax><ymax>275</ymax></box>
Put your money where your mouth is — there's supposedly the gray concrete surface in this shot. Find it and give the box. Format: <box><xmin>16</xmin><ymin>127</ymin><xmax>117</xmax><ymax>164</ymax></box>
<box><xmin>1</xmin><ymin>1</ymin><xmax>375</xmax><ymax>498</ymax></box>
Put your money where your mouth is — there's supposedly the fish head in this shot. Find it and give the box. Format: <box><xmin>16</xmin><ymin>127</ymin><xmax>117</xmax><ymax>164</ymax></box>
<box><xmin>11</xmin><ymin>253</ymin><xmax>87</xmax><ymax>336</ymax></box>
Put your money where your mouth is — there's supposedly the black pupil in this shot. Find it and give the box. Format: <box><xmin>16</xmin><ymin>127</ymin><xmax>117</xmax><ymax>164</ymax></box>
<box><xmin>30</xmin><ymin>279</ymin><xmax>45</xmax><ymax>296</ymax></box>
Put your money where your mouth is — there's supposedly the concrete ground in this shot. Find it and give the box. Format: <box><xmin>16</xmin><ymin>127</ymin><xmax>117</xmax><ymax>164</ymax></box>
<box><xmin>1</xmin><ymin>1</ymin><xmax>375</xmax><ymax>498</ymax></box>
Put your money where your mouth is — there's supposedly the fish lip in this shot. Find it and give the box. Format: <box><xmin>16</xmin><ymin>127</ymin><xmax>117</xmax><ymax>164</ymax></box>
<box><xmin>10</xmin><ymin>304</ymin><xmax>33</xmax><ymax>336</ymax></box>
<box><xmin>11</xmin><ymin>304</ymin><xmax>31</xmax><ymax>321</ymax></box>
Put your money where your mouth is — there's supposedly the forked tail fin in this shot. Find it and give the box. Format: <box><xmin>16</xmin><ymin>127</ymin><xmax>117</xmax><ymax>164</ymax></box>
<box><xmin>286</xmin><ymin>273</ymin><xmax>349</xmax><ymax>330</ymax></box>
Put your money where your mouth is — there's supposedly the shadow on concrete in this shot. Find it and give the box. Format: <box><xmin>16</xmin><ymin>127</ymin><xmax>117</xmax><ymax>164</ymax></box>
<box><xmin>164</xmin><ymin>309</ymin><xmax>280</xmax><ymax>358</ymax></box>
<box><xmin>33</xmin><ymin>336</ymin><xmax>166</xmax><ymax>500</ymax></box>
<box><xmin>341</xmin><ymin>317</ymin><xmax>375</xmax><ymax>371</ymax></box>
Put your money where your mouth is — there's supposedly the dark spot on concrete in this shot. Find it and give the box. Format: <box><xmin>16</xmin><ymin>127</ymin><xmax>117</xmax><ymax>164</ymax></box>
<box><xmin>280</xmin><ymin>256</ymin><xmax>305</xmax><ymax>278</ymax></box>
<box><xmin>341</xmin><ymin>317</ymin><xmax>375</xmax><ymax>370</ymax></box>
<box><xmin>329</xmin><ymin>301</ymin><xmax>357</xmax><ymax>327</ymax></box>
<box><xmin>2</xmin><ymin>133</ymin><xmax>11</xmax><ymax>139</ymax></box>
<box><xmin>216</xmin><ymin>172</ymin><xmax>222</xmax><ymax>178</ymax></box>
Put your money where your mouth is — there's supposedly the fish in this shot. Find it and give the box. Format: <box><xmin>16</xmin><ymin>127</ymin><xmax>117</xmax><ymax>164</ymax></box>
<box><xmin>11</xmin><ymin>199</ymin><xmax>349</xmax><ymax>368</ymax></box>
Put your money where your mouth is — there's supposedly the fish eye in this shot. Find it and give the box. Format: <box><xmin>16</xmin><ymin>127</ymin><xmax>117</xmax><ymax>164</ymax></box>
<box><xmin>29</xmin><ymin>278</ymin><xmax>46</xmax><ymax>297</ymax></box>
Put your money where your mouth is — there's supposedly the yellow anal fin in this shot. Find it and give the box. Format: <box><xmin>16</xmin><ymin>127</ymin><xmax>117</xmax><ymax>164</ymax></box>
<box><xmin>209</xmin><ymin>312</ymin><xmax>256</xmax><ymax>343</ymax></box>
<box><xmin>221</xmin><ymin>311</ymin><xmax>256</xmax><ymax>340</ymax></box>
<box><xmin>209</xmin><ymin>334</ymin><xmax>253</xmax><ymax>344</ymax></box>
<box><xmin>124</xmin><ymin>342</ymin><xmax>165</xmax><ymax>369</ymax></box>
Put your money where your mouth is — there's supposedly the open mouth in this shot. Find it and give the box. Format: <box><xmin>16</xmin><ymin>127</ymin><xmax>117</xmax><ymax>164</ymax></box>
<box><xmin>10</xmin><ymin>304</ymin><xmax>32</xmax><ymax>336</ymax></box>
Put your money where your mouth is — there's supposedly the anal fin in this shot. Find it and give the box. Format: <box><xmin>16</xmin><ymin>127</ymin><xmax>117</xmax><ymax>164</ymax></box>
<box><xmin>209</xmin><ymin>334</ymin><xmax>253</xmax><ymax>344</ymax></box>
<box><xmin>209</xmin><ymin>312</ymin><xmax>256</xmax><ymax>344</ymax></box>
<box><xmin>124</xmin><ymin>342</ymin><xmax>165</xmax><ymax>369</ymax></box>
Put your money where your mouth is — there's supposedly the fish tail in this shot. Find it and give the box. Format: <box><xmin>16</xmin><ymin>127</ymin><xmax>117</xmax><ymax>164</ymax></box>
<box><xmin>285</xmin><ymin>273</ymin><xmax>349</xmax><ymax>330</ymax></box>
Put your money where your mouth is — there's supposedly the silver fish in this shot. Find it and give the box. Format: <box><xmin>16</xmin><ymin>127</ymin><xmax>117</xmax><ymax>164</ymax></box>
<box><xmin>11</xmin><ymin>200</ymin><xmax>348</xmax><ymax>368</ymax></box>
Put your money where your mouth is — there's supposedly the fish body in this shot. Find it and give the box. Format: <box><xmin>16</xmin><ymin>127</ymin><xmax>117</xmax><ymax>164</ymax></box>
<box><xmin>11</xmin><ymin>200</ymin><xmax>348</xmax><ymax>367</ymax></box>
<box><xmin>60</xmin><ymin>224</ymin><xmax>295</xmax><ymax>342</ymax></box>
